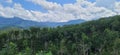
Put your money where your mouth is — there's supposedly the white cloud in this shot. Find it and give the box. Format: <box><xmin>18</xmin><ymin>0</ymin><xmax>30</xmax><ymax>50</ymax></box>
<box><xmin>0</xmin><ymin>4</ymin><xmax>14</xmax><ymax>18</ymax></box>
<box><xmin>0</xmin><ymin>0</ymin><xmax>120</xmax><ymax>22</ymax></box>
<box><xmin>115</xmin><ymin>2</ymin><xmax>120</xmax><ymax>15</ymax></box>
<box><xmin>28</xmin><ymin>0</ymin><xmax>62</xmax><ymax>11</ymax></box>
<box><xmin>0</xmin><ymin>3</ymin><xmax>35</xmax><ymax>21</ymax></box>
<box><xmin>28</xmin><ymin>0</ymin><xmax>118</xmax><ymax>21</ymax></box>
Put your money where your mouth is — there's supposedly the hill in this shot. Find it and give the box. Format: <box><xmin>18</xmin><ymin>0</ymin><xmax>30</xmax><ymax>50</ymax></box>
<box><xmin>0</xmin><ymin>15</ymin><xmax>120</xmax><ymax>55</ymax></box>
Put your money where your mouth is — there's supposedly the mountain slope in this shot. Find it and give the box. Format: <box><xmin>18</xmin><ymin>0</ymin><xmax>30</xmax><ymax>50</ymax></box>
<box><xmin>0</xmin><ymin>17</ymin><xmax>85</xmax><ymax>28</ymax></box>
<box><xmin>0</xmin><ymin>17</ymin><xmax>45</xmax><ymax>28</ymax></box>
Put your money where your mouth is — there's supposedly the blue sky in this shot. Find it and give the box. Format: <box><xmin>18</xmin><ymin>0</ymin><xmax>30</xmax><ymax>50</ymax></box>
<box><xmin>0</xmin><ymin>0</ymin><xmax>120</xmax><ymax>22</ymax></box>
<box><xmin>14</xmin><ymin>0</ymin><xmax>46</xmax><ymax>12</ymax></box>
<box><xmin>0</xmin><ymin>0</ymin><xmax>77</xmax><ymax>12</ymax></box>
<box><xmin>13</xmin><ymin>0</ymin><xmax>77</xmax><ymax>12</ymax></box>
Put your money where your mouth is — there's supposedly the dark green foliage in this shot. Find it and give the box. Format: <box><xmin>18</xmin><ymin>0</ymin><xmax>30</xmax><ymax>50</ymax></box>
<box><xmin>0</xmin><ymin>15</ymin><xmax>120</xmax><ymax>55</ymax></box>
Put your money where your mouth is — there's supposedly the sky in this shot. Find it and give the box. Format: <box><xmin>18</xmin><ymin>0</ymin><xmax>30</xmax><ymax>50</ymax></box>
<box><xmin>0</xmin><ymin>0</ymin><xmax>120</xmax><ymax>22</ymax></box>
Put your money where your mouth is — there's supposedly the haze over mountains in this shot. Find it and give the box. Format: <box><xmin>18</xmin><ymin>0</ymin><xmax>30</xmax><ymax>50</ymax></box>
<box><xmin>0</xmin><ymin>17</ymin><xmax>85</xmax><ymax>28</ymax></box>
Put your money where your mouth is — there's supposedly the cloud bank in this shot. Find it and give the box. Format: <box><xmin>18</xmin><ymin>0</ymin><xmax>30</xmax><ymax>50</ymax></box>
<box><xmin>0</xmin><ymin>0</ymin><xmax>120</xmax><ymax>22</ymax></box>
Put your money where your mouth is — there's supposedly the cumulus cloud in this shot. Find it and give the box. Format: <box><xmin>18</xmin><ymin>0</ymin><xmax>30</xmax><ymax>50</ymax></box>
<box><xmin>28</xmin><ymin>0</ymin><xmax>62</xmax><ymax>11</ymax></box>
<box><xmin>0</xmin><ymin>0</ymin><xmax>120</xmax><ymax>22</ymax></box>
<box><xmin>27</xmin><ymin>0</ymin><xmax>118</xmax><ymax>21</ymax></box>
<box><xmin>0</xmin><ymin>3</ymin><xmax>35</xmax><ymax>20</ymax></box>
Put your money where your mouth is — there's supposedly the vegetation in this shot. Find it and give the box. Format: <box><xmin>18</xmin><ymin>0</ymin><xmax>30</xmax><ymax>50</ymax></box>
<box><xmin>0</xmin><ymin>15</ymin><xmax>120</xmax><ymax>55</ymax></box>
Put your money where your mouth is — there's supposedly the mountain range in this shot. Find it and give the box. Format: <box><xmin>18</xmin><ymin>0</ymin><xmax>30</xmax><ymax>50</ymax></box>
<box><xmin>0</xmin><ymin>17</ymin><xmax>85</xmax><ymax>28</ymax></box>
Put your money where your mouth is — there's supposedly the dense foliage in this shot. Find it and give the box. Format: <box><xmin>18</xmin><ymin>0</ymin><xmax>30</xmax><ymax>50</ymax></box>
<box><xmin>0</xmin><ymin>15</ymin><xmax>120</xmax><ymax>55</ymax></box>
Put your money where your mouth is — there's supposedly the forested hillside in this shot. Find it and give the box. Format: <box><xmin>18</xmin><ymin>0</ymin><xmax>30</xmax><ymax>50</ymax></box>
<box><xmin>0</xmin><ymin>15</ymin><xmax>120</xmax><ymax>55</ymax></box>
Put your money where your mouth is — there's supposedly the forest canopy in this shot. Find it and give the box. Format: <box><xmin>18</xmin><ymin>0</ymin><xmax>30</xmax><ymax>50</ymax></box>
<box><xmin>0</xmin><ymin>15</ymin><xmax>120</xmax><ymax>55</ymax></box>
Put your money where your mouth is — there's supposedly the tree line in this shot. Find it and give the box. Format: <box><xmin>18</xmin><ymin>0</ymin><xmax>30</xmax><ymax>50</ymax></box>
<box><xmin>0</xmin><ymin>15</ymin><xmax>120</xmax><ymax>55</ymax></box>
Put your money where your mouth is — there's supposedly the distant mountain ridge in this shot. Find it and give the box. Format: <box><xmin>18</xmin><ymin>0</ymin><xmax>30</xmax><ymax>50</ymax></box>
<box><xmin>0</xmin><ymin>17</ymin><xmax>85</xmax><ymax>28</ymax></box>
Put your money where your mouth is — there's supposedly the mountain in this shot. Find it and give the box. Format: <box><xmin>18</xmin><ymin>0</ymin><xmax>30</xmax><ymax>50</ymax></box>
<box><xmin>0</xmin><ymin>17</ymin><xmax>45</xmax><ymax>28</ymax></box>
<box><xmin>0</xmin><ymin>17</ymin><xmax>85</xmax><ymax>28</ymax></box>
<box><xmin>41</xmin><ymin>19</ymin><xmax>85</xmax><ymax>27</ymax></box>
